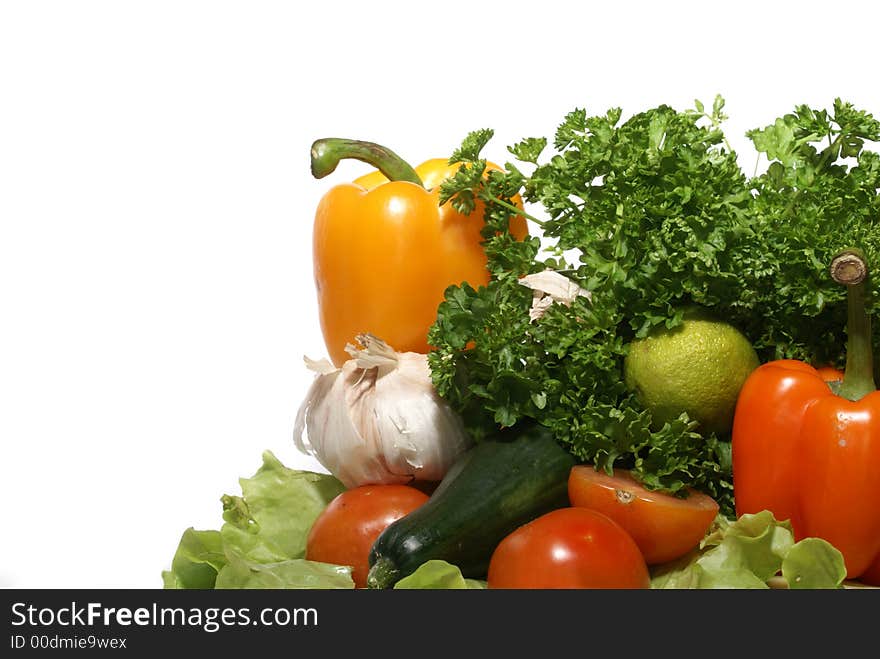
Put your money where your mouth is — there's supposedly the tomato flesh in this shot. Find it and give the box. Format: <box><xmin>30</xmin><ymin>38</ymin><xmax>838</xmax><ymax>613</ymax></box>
<box><xmin>305</xmin><ymin>484</ymin><xmax>428</xmax><ymax>588</ymax></box>
<box><xmin>568</xmin><ymin>466</ymin><xmax>719</xmax><ymax>565</ymax></box>
<box><xmin>487</xmin><ymin>507</ymin><xmax>650</xmax><ymax>589</ymax></box>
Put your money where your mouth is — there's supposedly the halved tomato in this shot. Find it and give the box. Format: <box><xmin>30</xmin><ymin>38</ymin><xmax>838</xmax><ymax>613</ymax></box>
<box><xmin>568</xmin><ymin>466</ymin><xmax>719</xmax><ymax>564</ymax></box>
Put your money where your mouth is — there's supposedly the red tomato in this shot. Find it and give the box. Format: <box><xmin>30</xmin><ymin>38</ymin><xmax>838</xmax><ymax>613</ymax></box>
<box><xmin>487</xmin><ymin>507</ymin><xmax>650</xmax><ymax>589</ymax></box>
<box><xmin>306</xmin><ymin>484</ymin><xmax>428</xmax><ymax>588</ymax></box>
<box><xmin>568</xmin><ymin>466</ymin><xmax>719</xmax><ymax>564</ymax></box>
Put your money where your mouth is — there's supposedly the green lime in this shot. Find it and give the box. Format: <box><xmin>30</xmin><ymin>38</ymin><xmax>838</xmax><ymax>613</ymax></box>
<box><xmin>623</xmin><ymin>310</ymin><xmax>760</xmax><ymax>436</ymax></box>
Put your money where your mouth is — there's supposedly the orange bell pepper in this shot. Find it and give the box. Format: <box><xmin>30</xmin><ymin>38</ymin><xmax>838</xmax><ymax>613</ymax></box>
<box><xmin>310</xmin><ymin>138</ymin><xmax>527</xmax><ymax>367</ymax></box>
<box><xmin>732</xmin><ymin>250</ymin><xmax>880</xmax><ymax>580</ymax></box>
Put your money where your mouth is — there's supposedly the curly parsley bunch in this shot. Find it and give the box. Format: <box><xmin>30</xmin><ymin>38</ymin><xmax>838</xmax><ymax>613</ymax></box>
<box><xmin>428</xmin><ymin>97</ymin><xmax>880</xmax><ymax>516</ymax></box>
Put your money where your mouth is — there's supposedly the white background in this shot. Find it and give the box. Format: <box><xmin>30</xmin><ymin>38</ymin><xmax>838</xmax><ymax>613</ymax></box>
<box><xmin>2</xmin><ymin>0</ymin><xmax>879</xmax><ymax>588</ymax></box>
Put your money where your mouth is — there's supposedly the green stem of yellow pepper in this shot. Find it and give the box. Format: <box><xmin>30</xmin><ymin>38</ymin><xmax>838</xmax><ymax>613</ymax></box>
<box><xmin>310</xmin><ymin>138</ymin><xmax>423</xmax><ymax>187</ymax></box>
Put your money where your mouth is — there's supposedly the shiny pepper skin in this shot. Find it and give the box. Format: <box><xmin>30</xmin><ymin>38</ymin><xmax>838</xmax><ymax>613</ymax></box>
<box><xmin>314</xmin><ymin>158</ymin><xmax>527</xmax><ymax>367</ymax></box>
<box><xmin>732</xmin><ymin>359</ymin><xmax>880</xmax><ymax>580</ymax></box>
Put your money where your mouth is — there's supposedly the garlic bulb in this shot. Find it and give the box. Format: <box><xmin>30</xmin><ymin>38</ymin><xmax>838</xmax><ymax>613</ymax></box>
<box><xmin>293</xmin><ymin>334</ymin><xmax>471</xmax><ymax>488</ymax></box>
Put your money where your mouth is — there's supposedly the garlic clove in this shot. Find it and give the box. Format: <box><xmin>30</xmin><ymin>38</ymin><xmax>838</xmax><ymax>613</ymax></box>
<box><xmin>368</xmin><ymin>352</ymin><xmax>470</xmax><ymax>482</ymax></box>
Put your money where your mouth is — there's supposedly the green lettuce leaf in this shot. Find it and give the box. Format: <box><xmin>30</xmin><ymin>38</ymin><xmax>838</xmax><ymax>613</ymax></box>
<box><xmin>394</xmin><ymin>560</ymin><xmax>487</xmax><ymax>589</ymax></box>
<box><xmin>782</xmin><ymin>538</ymin><xmax>847</xmax><ymax>590</ymax></box>
<box><xmin>163</xmin><ymin>451</ymin><xmax>348</xmax><ymax>589</ymax></box>
<box><xmin>219</xmin><ymin>451</ymin><xmax>345</xmax><ymax>563</ymax></box>
<box><xmin>647</xmin><ymin>550</ymin><xmax>705</xmax><ymax>590</ymax></box>
<box><xmin>706</xmin><ymin>510</ymin><xmax>794</xmax><ymax>584</ymax></box>
<box><xmin>694</xmin><ymin>543</ymin><xmax>773</xmax><ymax>589</ymax></box>
<box><xmin>216</xmin><ymin>556</ymin><xmax>354</xmax><ymax>589</ymax></box>
<box><xmin>162</xmin><ymin>528</ymin><xmax>227</xmax><ymax>589</ymax></box>
<box><xmin>651</xmin><ymin>511</ymin><xmax>847</xmax><ymax>589</ymax></box>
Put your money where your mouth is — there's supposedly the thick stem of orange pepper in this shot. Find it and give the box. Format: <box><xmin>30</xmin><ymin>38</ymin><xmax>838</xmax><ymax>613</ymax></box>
<box><xmin>310</xmin><ymin>138</ymin><xmax>527</xmax><ymax>367</ymax></box>
<box><xmin>732</xmin><ymin>249</ymin><xmax>880</xmax><ymax>580</ymax></box>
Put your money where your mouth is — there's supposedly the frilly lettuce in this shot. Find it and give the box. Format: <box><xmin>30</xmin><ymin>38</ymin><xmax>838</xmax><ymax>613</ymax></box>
<box><xmin>215</xmin><ymin>556</ymin><xmax>354</xmax><ymax>589</ymax></box>
<box><xmin>161</xmin><ymin>528</ymin><xmax>226</xmax><ymax>590</ymax></box>
<box><xmin>163</xmin><ymin>451</ymin><xmax>353</xmax><ymax>589</ymax></box>
<box><xmin>394</xmin><ymin>560</ymin><xmax>487</xmax><ymax>589</ymax></box>
<box><xmin>650</xmin><ymin>511</ymin><xmax>847</xmax><ymax>589</ymax></box>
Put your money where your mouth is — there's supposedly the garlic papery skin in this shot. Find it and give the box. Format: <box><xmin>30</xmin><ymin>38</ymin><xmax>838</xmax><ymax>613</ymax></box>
<box><xmin>293</xmin><ymin>334</ymin><xmax>471</xmax><ymax>488</ymax></box>
<box><xmin>518</xmin><ymin>270</ymin><xmax>591</xmax><ymax>322</ymax></box>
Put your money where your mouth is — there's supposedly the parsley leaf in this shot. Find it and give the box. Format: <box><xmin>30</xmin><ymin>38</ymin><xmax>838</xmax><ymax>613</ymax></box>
<box><xmin>449</xmin><ymin>128</ymin><xmax>494</xmax><ymax>164</ymax></box>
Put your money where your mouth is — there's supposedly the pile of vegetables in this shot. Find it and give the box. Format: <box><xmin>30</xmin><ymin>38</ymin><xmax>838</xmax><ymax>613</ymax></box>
<box><xmin>164</xmin><ymin>97</ymin><xmax>880</xmax><ymax>589</ymax></box>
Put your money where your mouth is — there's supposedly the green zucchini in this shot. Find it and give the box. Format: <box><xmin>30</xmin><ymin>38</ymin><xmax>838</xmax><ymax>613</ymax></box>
<box><xmin>366</xmin><ymin>423</ymin><xmax>576</xmax><ymax>588</ymax></box>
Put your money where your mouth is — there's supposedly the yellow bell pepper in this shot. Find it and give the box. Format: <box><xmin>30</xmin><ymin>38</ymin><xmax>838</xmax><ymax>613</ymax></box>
<box><xmin>310</xmin><ymin>138</ymin><xmax>528</xmax><ymax>366</ymax></box>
